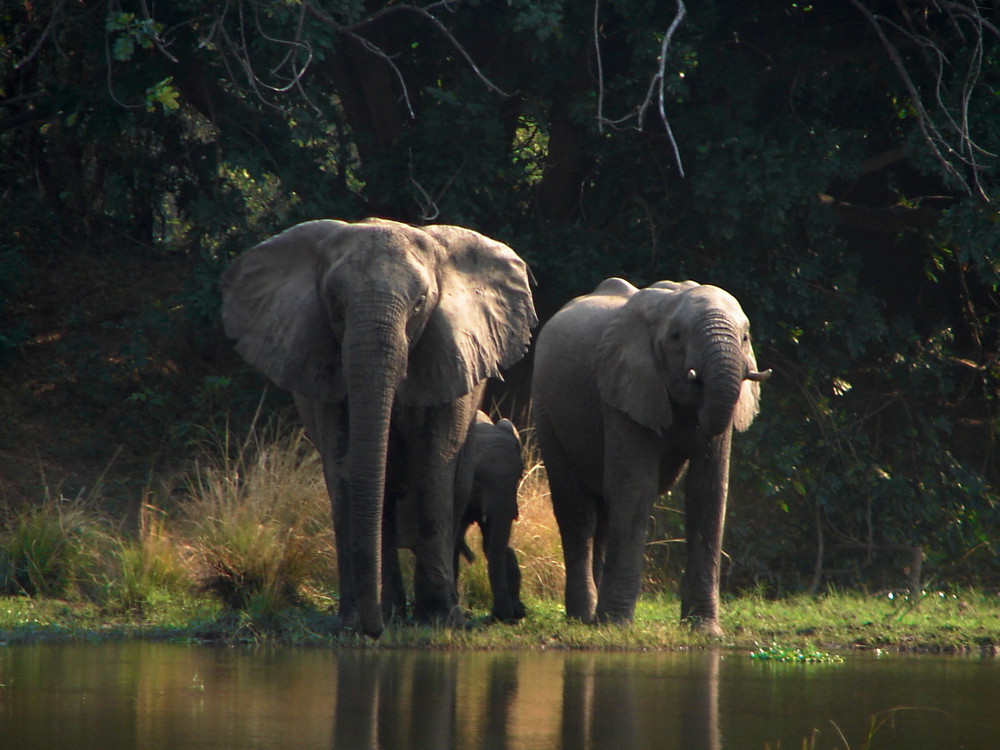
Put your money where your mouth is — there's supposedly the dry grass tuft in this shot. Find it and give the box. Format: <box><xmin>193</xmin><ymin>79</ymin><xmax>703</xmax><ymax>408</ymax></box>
<box><xmin>180</xmin><ymin>425</ymin><xmax>337</xmax><ymax>613</ymax></box>
<box><xmin>113</xmin><ymin>500</ymin><xmax>190</xmax><ymax>612</ymax></box>
<box><xmin>510</xmin><ymin>433</ymin><xmax>565</xmax><ymax>601</ymax></box>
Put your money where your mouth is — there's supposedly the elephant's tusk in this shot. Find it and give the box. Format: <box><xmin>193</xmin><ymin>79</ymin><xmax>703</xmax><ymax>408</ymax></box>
<box><xmin>745</xmin><ymin>368</ymin><xmax>773</xmax><ymax>382</ymax></box>
<box><xmin>687</xmin><ymin>368</ymin><xmax>698</xmax><ymax>381</ymax></box>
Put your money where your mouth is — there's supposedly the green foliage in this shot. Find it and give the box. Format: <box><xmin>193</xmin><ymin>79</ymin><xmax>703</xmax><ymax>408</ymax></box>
<box><xmin>106</xmin><ymin>11</ymin><xmax>164</xmax><ymax>62</ymax></box>
<box><xmin>1</xmin><ymin>0</ymin><xmax>998</xmax><ymax>594</ymax></box>
<box><xmin>750</xmin><ymin>643</ymin><xmax>844</xmax><ymax>664</ymax></box>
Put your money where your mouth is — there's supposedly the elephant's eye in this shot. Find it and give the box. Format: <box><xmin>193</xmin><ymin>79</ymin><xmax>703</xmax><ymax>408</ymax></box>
<box><xmin>414</xmin><ymin>294</ymin><xmax>427</xmax><ymax>313</ymax></box>
<box><xmin>670</xmin><ymin>331</ymin><xmax>682</xmax><ymax>342</ymax></box>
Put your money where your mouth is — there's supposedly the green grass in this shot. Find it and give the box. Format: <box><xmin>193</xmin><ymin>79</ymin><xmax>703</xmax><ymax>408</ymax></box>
<box><xmin>1</xmin><ymin>424</ymin><xmax>999</xmax><ymax>651</ymax></box>
<box><xmin>0</xmin><ymin>496</ymin><xmax>116</xmax><ymax>600</ymax></box>
<box><xmin>1</xmin><ymin>587</ymin><xmax>998</xmax><ymax>651</ymax></box>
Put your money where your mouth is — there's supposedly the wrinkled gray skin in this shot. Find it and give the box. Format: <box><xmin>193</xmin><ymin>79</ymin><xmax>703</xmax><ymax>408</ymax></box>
<box><xmin>454</xmin><ymin>411</ymin><xmax>526</xmax><ymax>622</ymax></box>
<box><xmin>221</xmin><ymin>218</ymin><xmax>535</xmax><ymax>637</ymax></box>
<box><xmin>531</xmin><ymin>278</ymin><xmax>769</xmax><ymax>635</ymax></box>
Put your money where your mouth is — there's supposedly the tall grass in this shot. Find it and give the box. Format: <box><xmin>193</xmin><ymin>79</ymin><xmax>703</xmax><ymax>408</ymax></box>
<box><xmin>0</xmin><ymin>419</ymin><xmax>565</xmax><ymax>620</ymax></box>
<box><xmin>0</xmin><ymin>495</ymin><xmax>115</xmax><ymax>599</ymax></box>
<box><xmin>180</xmin><ymin>424</ymin><xmax>337</xmax><ymax>614</ymax></box>
<box><xmin>510</xmin><ymin>432</ymin><xmax>565</xmax><ymax>600</ymax></box>
<box><xmin>112</xmin><ymin>500</ymin><xmax>189</xmax><ymax>612</ymax></box>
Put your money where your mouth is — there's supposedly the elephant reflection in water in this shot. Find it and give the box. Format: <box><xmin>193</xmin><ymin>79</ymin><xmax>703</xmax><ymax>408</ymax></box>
<box><xmin>559</xmin><ymin>651</ymin><xmax>721</xmax><ymax>750</ymax></box>
<box><xmin>332</xmin><ymin>651</ymin><xmax>518</xmax><ymax>749</ymax></box>
<box><xmin>330</xmin><ymin>650</ymin><xmax>721</xmax><ymax>749</ymax></box>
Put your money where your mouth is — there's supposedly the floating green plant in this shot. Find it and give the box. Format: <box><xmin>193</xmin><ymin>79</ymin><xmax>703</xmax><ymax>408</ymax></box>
<box><xmin>750</xmin><ymin>643</ymin><xmax>844</xmax><ymax>664</ymax></box>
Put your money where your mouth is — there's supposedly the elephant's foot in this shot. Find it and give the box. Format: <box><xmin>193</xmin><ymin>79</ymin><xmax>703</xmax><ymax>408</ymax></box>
<box><xmin>381</xmin><ymin>592</ymin><xmax>408</xmax><ymax>624</ymax></box>
<box><xmin>413</xmin><ymin>600</ymin><xmax>466</xmax><ymax>628</ymax></box>
<box><xmin>682</xmin><ymin>614</ymin><xmax>724</xmax><ymax>638</ymax></box>
<box><xmin>336</xmin><ymin>607</ymin><xmax>362</xmax><ymax>634</ymax></box>
<box><xmin>357</xmin><ymin>597</ymin><xmax>385</xmax><ymax>638</ymax></box>
<box><xmin>595</xmin><ymin>608</ymin><xmax>635</xmax><ymax>627</ymax></box>
<box><xmin>564</xmin><ymin>591</ymin><xmax>597</xmax><ymax>623</ymax></box>
<box><xmin>491</xmin><ymin>601</ymin><xmax>527</xmax><ymax>624</ymax></box>
<box><xmin>445</xmin><ymin>604</ymin><xmax>466</xmax><ymax>628</ymax></box>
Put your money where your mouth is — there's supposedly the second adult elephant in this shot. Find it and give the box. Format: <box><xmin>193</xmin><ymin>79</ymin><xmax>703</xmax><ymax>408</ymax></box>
<box><xmin>531</xmin><ymin>278</ymin><xmax>770</xmax><ymax>634</ymax></box>
<box><xmin>221</xmin><ymin>218</ymin><xmax>536</xmax><ymax>637</ymax></box>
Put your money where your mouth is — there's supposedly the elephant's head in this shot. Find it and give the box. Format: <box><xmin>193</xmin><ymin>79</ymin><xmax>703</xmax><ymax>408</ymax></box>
<box><xmin>596</xmin><ymin>280</ymin><xmax>769</xmax><ymax>437</ymax></box>
<box><xmin>470</xmin><ymin>415</ymin><xmax>524</xmax><ymax>523</ymax></box>
<box><xmin>220</xmin><ymin>218</ymin><xmax>536</xmax><ymax>636</ymax></box>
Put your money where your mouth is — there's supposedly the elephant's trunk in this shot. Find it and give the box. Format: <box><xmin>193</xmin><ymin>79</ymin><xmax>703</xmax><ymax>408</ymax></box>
<box><xmin>344</xmin><ymin>295</ymin><xmax>409</xmax><ymax>638</ymax></box>
<box><xmin>696</xmin><ymin>311</ymin><xmax>745</xmax><ymax>437</ymax></box>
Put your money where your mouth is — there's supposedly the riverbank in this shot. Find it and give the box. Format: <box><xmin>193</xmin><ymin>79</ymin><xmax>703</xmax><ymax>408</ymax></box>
<box><xmin>2</xmin><ymin>589</ymin><xmax>997</xmax><ymax>654</ymax></box>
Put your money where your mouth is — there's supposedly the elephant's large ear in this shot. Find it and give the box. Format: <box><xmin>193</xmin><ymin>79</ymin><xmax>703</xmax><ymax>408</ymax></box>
<box><xmin>220</xmin><ymin>220</ymin><xmax>349</xmax><ymax>402</ymax></box>
<box><xmin>398</xmin><ymin>225</ymin><xmax>537</xmax><ymax>405</ymax></box>
<box><xmin>733</xmin><ymin>346</ymin><xmax>762</xmax><ymax>432</ymax></box>
<box><xmin>595</xmin><ymin>288</ymin><xmax>675</xmax><ymax>435</ymax></box>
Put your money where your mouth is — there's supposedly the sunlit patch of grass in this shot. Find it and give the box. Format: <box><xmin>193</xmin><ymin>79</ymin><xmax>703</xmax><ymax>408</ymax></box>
<box><xmin>723</xmin><ymin>587</ymin><xmax>1000</xmax><ymax>652</ymax></box>
<box><xmin>0</xmin><ymin>495</ymin><xmax>115</xmax><ymax>599</ymax></box>
<box><xmin>112</xmin><ymin>501</ymin><xmax>190</xmax><ymax>613</ymax></box>
<box><xmin>180</xmin><ymin>424</ymin><xmax>337</xmax><ymax>615</ymax></box>
<box><xmin>510</xmin><ymin>434</ymin><xmax>565</xmax><ymax>603</ymax></box>
<box><xmin>455</xmin><ymin>530</ymin><xmax>493</xmax><ymax>613</ymax></box>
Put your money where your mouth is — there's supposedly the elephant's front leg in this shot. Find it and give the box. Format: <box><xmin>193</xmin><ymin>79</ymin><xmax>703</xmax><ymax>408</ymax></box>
<box><xmin>680</xmin><ymin>429</ymin><xmax>732</xmax><ymax>636</ymax></box>
<box><xmin>596</xmin><ymin>410</ymin><xmax>662</xmax><ymax>624</ymax></box>
<box><xmin>405</xmin><ymin>396</ymin><xmax>480</xmax><ymax>626</ymax></box>
<box><xmin>293</xmin><ymin>395</ymin><xmax>359</xmax><ymax>628</ymax></box>
<box><xmin>411</xmin><ymin>462</ymin><xmax>463</xmax><ymax>624</ymax></box>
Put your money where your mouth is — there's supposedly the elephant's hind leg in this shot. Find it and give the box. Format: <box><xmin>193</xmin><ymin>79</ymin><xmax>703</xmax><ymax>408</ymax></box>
<box><xmin>538</xmin><ymin>423</ymin><xmax>600</xmax><ymax>622</ymax></box>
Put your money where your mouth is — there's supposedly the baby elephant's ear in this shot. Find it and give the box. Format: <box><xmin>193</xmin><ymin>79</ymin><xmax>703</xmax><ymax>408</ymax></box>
<box><xmin>399</xmin><ymin>225</ymin><xmax>537</xmax><ymax>406</ymax></box>
<box><xmin>220</xmin><ymin>220</ymin><xmax>349</xmax><ymax>402</ymax></box>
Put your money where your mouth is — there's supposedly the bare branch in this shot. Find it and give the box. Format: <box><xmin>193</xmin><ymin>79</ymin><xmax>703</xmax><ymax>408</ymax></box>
<box><xmin>848</xmin><ymin>0</ymin><xmax>995</xmax><ymax>201</ymax></box>
<box><xmin>302</xmin><ymin>0</ymin><xmax>511</xmax><ymax>121</ymax></box>
<box><xmin>14</xmin><ymin>0</ymin><xmax>69</xmax><ymax>70</ymax></box>
<box><xmin>593</xmin><ymin>0</ymin><xmax>606</xmax><ymax>128</ymax></box>
<box><xmin>408</xmin><ymin>150</ymin><xmax>467</xmax><ymax>221</ymax></box>
<box><xmin>401</xmin><ymin>4</ymin><xmax>513</xmax><ymax>98</ymax></box>
<box><xmin>594</xmin><ymin>0</ymin><xmax>687</xmax><ymax>177</ymax></box>
<box><xmin>138</xmin><ymin>0</ymin><xmax>178</xmax><ymax>63</ymax></box>
<box><xmin>340</xmin><ymin>28</ymin><xmax>416</xmax><ymax>119</ymax></box>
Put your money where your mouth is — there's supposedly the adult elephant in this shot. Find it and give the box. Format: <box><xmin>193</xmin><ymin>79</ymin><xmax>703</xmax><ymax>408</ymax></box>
<box><xmin>531</xmin><ymin>278</ymin><xmax>769</xmax><ymax>635</ymax></box>
<box><xmin>221</xmin><ymin>218</ymin><xmax>536</xmax><ymax>637</ymax></box>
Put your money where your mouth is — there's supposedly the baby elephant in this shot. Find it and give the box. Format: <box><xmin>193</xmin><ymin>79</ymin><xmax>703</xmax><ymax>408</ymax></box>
<box><xmin>453</xmin><ymin>411</ymin><xmax>527</xmax><ymax>622</ymax></box>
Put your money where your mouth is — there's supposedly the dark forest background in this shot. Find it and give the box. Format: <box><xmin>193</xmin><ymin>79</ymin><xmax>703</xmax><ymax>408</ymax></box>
<box><xmin>1</xmin><ymin>0</ymin><xmax>998</xmax><ymax>595</ymax></box>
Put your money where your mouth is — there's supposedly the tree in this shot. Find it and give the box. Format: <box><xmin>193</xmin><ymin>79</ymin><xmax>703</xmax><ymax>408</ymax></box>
<box><xmin>1</xmin><ymin>0</ymin><xmax>998</xmax><ymax>588</ymax></box>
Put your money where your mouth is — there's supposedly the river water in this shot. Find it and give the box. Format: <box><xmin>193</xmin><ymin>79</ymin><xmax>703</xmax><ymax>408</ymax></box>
<box><xmin>0</xmin><ymin>643</ymin><xmax>997</xmax><ymax>749</ymax></box>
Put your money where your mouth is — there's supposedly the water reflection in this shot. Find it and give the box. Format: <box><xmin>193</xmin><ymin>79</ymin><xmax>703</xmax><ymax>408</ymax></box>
<box><xmin>1</xmin><ymin>643</ymin><xmax>998</xmax><ymax>749</ymax></box>
<box><xmin>331</xmin><ymin>650</ymin><xmax>721</xmax><ymax>750</ymax></box>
